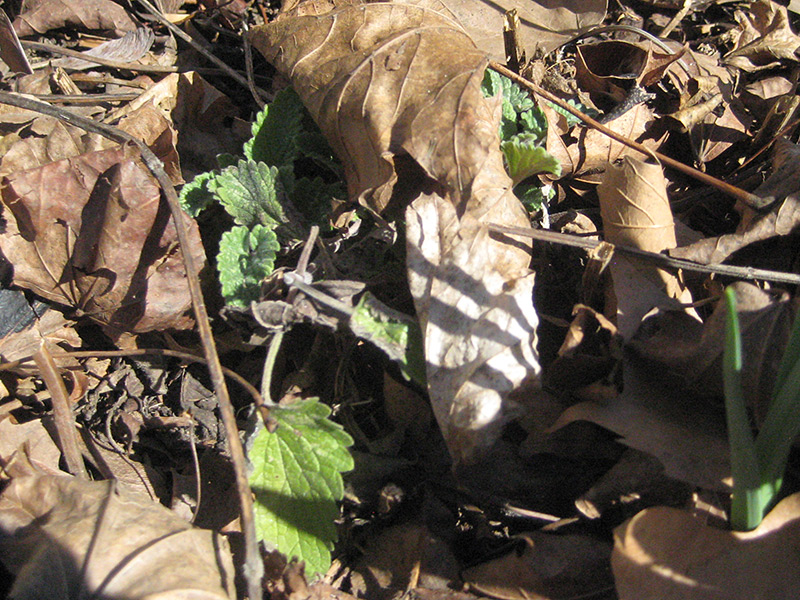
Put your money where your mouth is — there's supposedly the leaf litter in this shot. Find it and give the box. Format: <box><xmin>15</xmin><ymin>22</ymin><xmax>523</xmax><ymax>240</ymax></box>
<box><xmin>1</xmin><ymin>0</ymin><xmax>800</xmax><ymax>599</ymax></box>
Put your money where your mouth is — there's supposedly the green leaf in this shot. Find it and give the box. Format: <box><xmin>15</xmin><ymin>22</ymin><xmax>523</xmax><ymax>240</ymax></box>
<box><xmin>292</xmin><ymin>176</ymin><xmax>345</xmax><ymax>228</ymax></box>
<box><xmin>515</xmin><ymin>182</ymin><xmax>555</xmax><ymax>212</ymax></box>
<box><xmin>481</xmin><ymin>69</ymin><xmax>520</xmax><ymax>139</ymax></box>
<box><xmin>297</xmin><ymin>131</ymin><xmax>343</xmax><ymax>177</ymax></box>
<box><xmin>217</xmin><ymin>224</ymin><xmax>279</xmax><ymax>306</ymax></box>
<box><xmin>546</xmin><ymin>98</ymin><xmax>599</xmax><ymax>128</ymax></box>
<box><xmin>501</xmin><ymin>134</ymin><xmax>561</xmax><ymax>184</ymax></box>
<box><xmin>249</xmin><ymin>398</ymin><xmax>354</xmax><ymax>577</ymax></box>
<box><xmin>519</xmin><ymin>108</ymin><xmax>547</xmax><ymax>139</ymax></box>
<box><xmin>210</xmin><ymin>160</ymin><xmax>289</xmax><ymax>229</ymax></box>
<box><xmin>245</xmin><ymin>87</ymin><xmax>305</xmax><ymax>168</ymax></box>
<box><xmin>723</xmin><ymin>287</ymin><xmax>765</xmax><ymax>530</ymax></box>
<box><xmin>179</xmin><ymin>171</ymin><xmax>217</xmax><ymax>217</ymax></box>
<box><xmin>350</xmin><ymin>293</ymin><xmax>426</xmax><ymax>386</ymax></box>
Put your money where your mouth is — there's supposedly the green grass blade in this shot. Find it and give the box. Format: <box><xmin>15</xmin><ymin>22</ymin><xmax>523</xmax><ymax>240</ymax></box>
<box><xmin>723</xmin><ymin>286</ymin><xmax>763</xmax><ymax>530</ymax></box>
<box><xmin>755</xmin><ymin>348</ymin><xmax>800</xmax><ymax>488</ymax></box>
<box><xmin>773</xmin><ymin>308</ymin><xmax>800</xmax><ymax>399</ymax></box>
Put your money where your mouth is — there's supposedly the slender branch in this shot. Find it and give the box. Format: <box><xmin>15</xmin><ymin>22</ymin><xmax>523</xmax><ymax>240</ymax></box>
<box><xmin>488</xmin><ymin>223</ymin><xmax>800</xmax><ymax>285</ymax></box>
<box><xmin>0</xmin><ymin>91</ymin><xmax>264</xmax><ymax>599</ymax></box>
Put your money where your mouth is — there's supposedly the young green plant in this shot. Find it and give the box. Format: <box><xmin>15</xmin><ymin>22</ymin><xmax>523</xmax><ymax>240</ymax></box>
<box><xmin>723</xmin><ymin>286</ymin><xmax>800</xmax><ymax>530</ymax></box>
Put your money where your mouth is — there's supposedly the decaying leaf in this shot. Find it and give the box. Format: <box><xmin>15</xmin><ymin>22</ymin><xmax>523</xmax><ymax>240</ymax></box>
<box><xmin>0</xmin><ymin>144</ymin><xmax>206</xmax><ymax>334</ymax></box>
<box><xmin>725</xmin><ymin>0</ymin><xmax>800</xmax><ymax>71</ymax></box>
<box><xmin>250</xmin><ymin>0</ymin><xmax>541</xmax><ymax>463</ymax></box>
<box><xmin>0</xmin><ymin>473</ymin><xmax>236</xmax><ymax>599</ymax></box>
<box><xmin>12</xmin><ymin>0</ymin><xmax>137</xmax><ymax>37</ymax></box>
<box><xmin>550</xmin><ymin>356</ymin><xmax>731</xmax><ymax>491</ymax></box>
<box><xmin>51</xmin><ymin>27</ymin><xmax>155</xmax><ymax>71</ymax></box>
<box><xmin>612</xmin><ymin>492</ymin><xmax>800</xmax><ymax>600</ymax></box>
<box><xmin>630</xmin><ymin>282</ymin><xmax>797</xmax><ymax>427</ymax></box>
<box><xmin>671</xmin><ymin>138</ymin><xmax>800</xmax><ymax>264</ymax></box>
<box><xmin>463</xmin><ymin>531</ymin><xmax>612</xmax><ymax>600</ymax></box>
<box><xmin>597</xmin><ymin>156</ymin><xmax>694</xmax><ymax>340</ymax></box>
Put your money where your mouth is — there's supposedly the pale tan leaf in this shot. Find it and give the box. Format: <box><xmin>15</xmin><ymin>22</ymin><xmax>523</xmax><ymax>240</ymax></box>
<box><xmin>612</xmin><ymin>492</ymin><xmax>800</xmax><ymax>600</ymax></box>
<box><xmin>0</xmin><ymin>474</ymin><xmax>236</xmax><ymax>599</ymax></box>
<box><xmin>13</xmin><ymin>0</ymin><xmax>137</xmax><ymax>37</ymax></box>
<box><xmin>597</xmin><ymin>156</ymin><xmax>694</xmax><ymax>340</ymax></box>
<box><xmin>725</xmin><ymin>0</ymin><xmax>800</xmax><ymax>71</ymax></box>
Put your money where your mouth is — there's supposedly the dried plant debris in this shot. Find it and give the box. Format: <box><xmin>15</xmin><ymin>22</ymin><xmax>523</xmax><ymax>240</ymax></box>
<box><xmin>0</xmin><ymin>473</ymin><xmax>236</xmax><ymax>600</ymax></box>
<box><xmin>249</xmin><ymin>0</ymin><xmax>541</xmax><ymax>463</ymax></box>
<box><xmin>0</xmin><ymin>144</ymin><xmax>205</xmax><ymax>334</ymax></box>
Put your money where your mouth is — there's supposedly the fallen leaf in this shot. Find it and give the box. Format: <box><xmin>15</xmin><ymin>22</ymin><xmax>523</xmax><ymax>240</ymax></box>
<box><xmin>443</xmin><ymin>0</ymin><xmax>607</xmax><ymax>62</ymax></box>
<box><xmin>0</xmin><ymin>473</ymin><xmax>236</xmax><ymax>599</ymax></box>
<box><xmin>0</xmin><ymin>144</ymin><xmax>205</xmax><ymax>334</ymax></box>
<box><xmin>612</xmin><ymin>492</ymin><xmax>800</xmax><ymax>600</ymax></box>
<box><xmin>52</xmin><ymin>27</ymin><xmax>155</xmax><ymax>71</ymax></box>
<box><xmin>12</xmin><ymin>0</ymin><xmax>137</xmax><ymax>37</ymax></box>
<box><xmin>105</xmin><ymin>72</ymin><xmax>247</xmax><ymax>179</ymax></box>
<box><xmin>549</xmin><ymin>355</ymin><xmax>731</xmax><ymax>491</ymax></box>
<box><xmin>463</xmin><ymin>531</ymin><xmax>613</xmax><ymax>600</ymax></box>
<box><xmin>724</xmin><ymin>0</ymin><xmax>800</xmax><ymax>71</ymax></box>
<box><xmin>598</xmin><ymin>156</ymin><xmax>695</xmax><ymax>340</ymax></box>
<box><xmin>0</xmin><ymin>8</ymin><xmax>32</xmax><ymax>74</ymax></box>
<box><xmin>671</xmin><ymin>138</ymin><xmax>800</xmax><ymax>264</ymax></box>
<box><xmin>629</xmin><ymin>282</ymin><xmax>796</xmax><ymax>427</ymax></box>
<box><xmin>250</xmin><ymin>0</ymin><xmax>541</xmax><ymax>463</ymax></box>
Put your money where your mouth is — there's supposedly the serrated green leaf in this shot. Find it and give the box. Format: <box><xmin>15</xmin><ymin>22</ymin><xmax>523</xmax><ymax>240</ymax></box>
<box><xmin>545</xmin><ymin>99</ymin><xmax>599</xmax><ymax>128</ymax></box>
<box><xmin>516</xmin><ymin>182</ymin><xmax>555</xmax><ymax>212</ymax></box>
<box><xmin>350</xmin><ymin>293</ymin><xmax>426</xmax><ymax>386</ymax></box>
<box><xmin>179</xmin><ymin>171</ymin><xmax>217</xmax><ymax>217</ymax></box>
<box><xmin>217</xmin><ymin>224</ymin><xmax>279</xmax><ymax>306</ymax></box>
<box><xmin>249</xmin><ymin>398</ymin><xmax>354</xmax><ymax>577</ymax></box>
<box><xmin>245</xmin><ymin>87</ymin><xmax>305</xmax><ymax>167</ymax></box>
<box><xmin>519</xmin><ymin>108</ymin><xmax>547</xmax><ymax>140</ymax></box>
<box><xmin>297</xmin><ymin>131</ymin><xmax>343</xmax><ymax>177</ymax></box>
<box><xmin>292</xmin><ymin>176</ymin><xmax>345</xmax><ymax>229</ymax></box>
<box><xmin>210</xmin><ymin>159</ymin><xmax>288</xmax><ymax>229</ymax></box>
<box><xmin>501</xmin><ymin>135</ymin><xmax>561</xmax><ymax>184</ymax></box>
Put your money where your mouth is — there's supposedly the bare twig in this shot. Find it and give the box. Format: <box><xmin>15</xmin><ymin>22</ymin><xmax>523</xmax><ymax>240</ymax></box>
<box><xmin>0</xmin><ymin>91</ymin><xmax>264</xmax><ymax>599</ymax></box>
<box><xmin>488</xmin><ymin>223</ymin><xmax>800</xmax><ymax>285</ymax></box>
<box><xmin>23</xmin><ymin>40</ymin><xmax>179</xmax><ymax>73</ymax></box>
<box><xmin>135</xmin><ymin>0</ymin><xmax>271</xmax><ymax>100</ymax></box>
<box><xmin>33</xmin><ymin>343</ymin><xmax>88</xmax><ymax>479</ymax></box>
<box><xmin>489</xmin><ymin>61</ymin><xmax>763</xmax><ymax>209</ymax></box>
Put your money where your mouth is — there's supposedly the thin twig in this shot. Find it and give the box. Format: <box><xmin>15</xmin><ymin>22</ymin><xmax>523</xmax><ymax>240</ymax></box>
<box><xmin>135</xmin><ymin>0</ymin><xmax>271</xmax><ymax>100</ymax></box>
<box><xmin>488</xmin><ymin>223</ymin><xmax>800</xmax><ymax>285</ymax></box>
<box><xmin>23</xmin><ymin>40</ymin><xmax>179</xmax><ymax>73</ymax></box>
<box><xmin>0</xmin><ymin>91</ymin><xmax>264</xmax><ymax>599</ymax></box>
<box><xmin>489</xmin><ymin>61</ymin><xmax>763</xmax><ymax>209</ymax></box>
<box><xmin>33</xmin><ymin>343</ymin><xmax>89</xmax><ymax>479</ymax></box>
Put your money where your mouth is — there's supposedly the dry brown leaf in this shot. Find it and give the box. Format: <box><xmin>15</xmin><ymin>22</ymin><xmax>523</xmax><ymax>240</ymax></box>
<box><xmin>441</xmin><ymin>0</ymin><xmax>607</xmax><ymax>61</ymax></box>
<box><xmin>671</xmin><ymin>138</ymin><xmax>800</xmax><ymax>264</ymax></box>
<box><xmin>250</xmin><ymin>0</ymin><xmax>541</xmax><ymax>463</ymax></box>
<box><xmin>725</xmin><ymin>0</ymin><xmax>800</xmax><ymax>71</ymax></box>
<box><xmin>463</xmin><ymin>531</ymin><xmax>612</xmax><ymax>600</ymax></box>
<box><xmin>550</xmin><ymin>356</ymin><xmax>730</xmax><ymax>491</ymax></box>
<box><xmin>575</xmin><ymin>40</ymin><xmax>685</xmax><ymax>105</ymax></box>
<box><xmin>0</xmin><ymin>145</ymin><xmax>205</xmax><ymax>334</ymax></box>
<box><xmin>52</xmin><ymin>27</ymin><xmax>155</xmax><ymax>71</ymax></box>
<box><xmin>630</xmin><ymin>282</ymin><xmax>796</xmax><ymax>427</ymax></box>
<box><xmin>612</xmin><ymin>492</ymin><xmax>800</xmax><ymax>600</ymax></box>
<box><xmin>597</xmin><ymin>156</ymin><xmax>694</xmax><ymax>340</ymax></box>
<box><xmin>0</xmin><ymin>473</ymin><xmax>236</xmax><ymax>599</ymax></box>
<box><xmin>13</xmin><ymin>0</ymin><xmax>137</xmax><ymax>37</ymax></box>
<box><xmin>105</xmin><ymin>72</ymin><xmax>247</xmax><ymax>179</ymax></box>
<box><xmin>550</xmin><ymin>103</ymin><xmax>664</xmax><ymax>182</ymax></box>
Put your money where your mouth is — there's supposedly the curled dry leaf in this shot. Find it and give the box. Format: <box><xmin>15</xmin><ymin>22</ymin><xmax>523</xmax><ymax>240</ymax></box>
<box><xmin>249</xmin><ymin>0</ymin><xmax>541</xmax><ymax>462</ymax></box>
<box><xmin>725</xmin><ymin>0</ymin><xmax>800</xmax><ymax>71</ymax></box>
<box><xmin>612</xmin><ymin>492</ymin><xmax>800</xmax><ymax>600</ymax></box>
<box><xmin>630</xmin><ymin>282</ymin><xmax>796</xmax><ymax>427</ymax></box>
<box><xmin>598</xmin><ymin>156</ymin><xmax>694</xmax><ymax>340</ymax></box>
<box><xmin>671</xmin><ymin>138</ymin><xmax>800</xmax><ymax>264</ymax></box>
<box><xmin>0</xmin><ymin>474</ymin><xmax>235</xmax><ymax>599</ymax></box>
<box><xmin>0</xmin><ymin>144</ymin><xmax>205</xmax><ymax>334</ymax></box>
<box><xmin>52</xmin><ymin>27</ymin><xmax>155</xmax><ymax>71</ymax></box>
<box><xmin>12</xmin><ymin>0</ymin><xmax>137</xmax><ymax>37</ymax></box>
